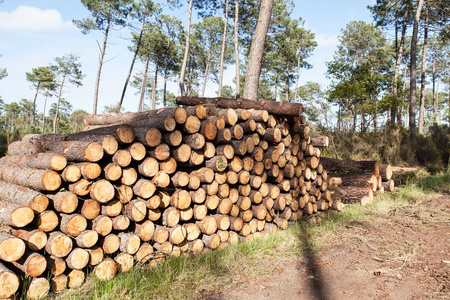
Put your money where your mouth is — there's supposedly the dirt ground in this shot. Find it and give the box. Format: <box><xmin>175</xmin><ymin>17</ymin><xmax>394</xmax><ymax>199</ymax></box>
<box><xmin>215</xmin><ymin>194</ymin><xmax>450</xmax><ymax>300</ymax></box>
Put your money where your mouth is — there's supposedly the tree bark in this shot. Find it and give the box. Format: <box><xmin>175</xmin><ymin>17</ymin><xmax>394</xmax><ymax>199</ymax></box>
<box><xmin>409</xmin><ymin>0</ymin><xmax>424</xmax><ymax>136</ymax></box>
<box><xmin>179</xmin><ymin>0</ymin><xmax>194</xmax><ymax>96</ymax></box>
<box><xmin>243</xmin><ymin>0</ymin><xmax>274</xmax><ymax>100</ymax></box>
<box><xmin>177</xmin><ymin>96</ymin><xmax>302</xmax><ymax>116</ymax></box>
<box><xmin>234</xmin><ymin>0</ymin><xmax>240</xmax><ymax>98</ymax></box>
<box><xmin>218</xmin><ymin>0</ymin><xmax>229</xmax><ymax>97</ymax></box>
<box><xmin>93</xmin><ymin>19</ymin><xmax>111</xmax><ymax>114</ymax></box>
<box><xmin>418</xmin><ymin>3</ymin><xmax>428</xmax><ymax>134</ymax></box>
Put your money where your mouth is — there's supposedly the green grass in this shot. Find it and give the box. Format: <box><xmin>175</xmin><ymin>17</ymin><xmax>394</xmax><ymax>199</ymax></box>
<box><xmin>56</xmin><ymin>170</ymin><xmax>449</xmax><ymax>300</ymax></box>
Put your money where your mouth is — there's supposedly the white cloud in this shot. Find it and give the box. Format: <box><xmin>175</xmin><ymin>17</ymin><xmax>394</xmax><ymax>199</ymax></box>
<box><xmin>315</xmin><ymin>33</ymin><xmax>339</xmax><ymax>48</ymax></box>
<box><xmin>0</xmin><ymin>6</ymin><xmax>74</xmax><ymax>32</ymax></box>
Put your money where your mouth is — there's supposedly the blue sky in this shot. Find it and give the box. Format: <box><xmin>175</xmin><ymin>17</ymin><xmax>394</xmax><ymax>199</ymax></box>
<box><xmin>0</xmin><ymin>0</ymin><xmax>376</xmax><ymax>114</ymax></box>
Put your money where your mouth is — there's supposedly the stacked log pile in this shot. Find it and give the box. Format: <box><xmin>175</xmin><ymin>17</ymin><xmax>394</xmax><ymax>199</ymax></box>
<box><xmin>322</xmin><ymin>157</ymin><xmax>394</xmax><ymax>206</ymax></box>
<box><xmin>0</xmin><ymin>96</ymin><xmax>338</xmax><ymax>299</ymax></box>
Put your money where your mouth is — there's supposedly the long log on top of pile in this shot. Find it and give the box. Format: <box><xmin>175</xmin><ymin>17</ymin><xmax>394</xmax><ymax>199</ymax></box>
<box><xmin>176</xmin><ymin>96</ymin><xmax>303</xmax><ymax>116</ymax></box>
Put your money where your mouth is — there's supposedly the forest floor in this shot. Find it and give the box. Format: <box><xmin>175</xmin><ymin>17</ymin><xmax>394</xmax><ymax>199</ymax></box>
<box><xmin>212</xmin><ymin>189</ymin><xmax>450</xmax><ymax>299</ymax></box>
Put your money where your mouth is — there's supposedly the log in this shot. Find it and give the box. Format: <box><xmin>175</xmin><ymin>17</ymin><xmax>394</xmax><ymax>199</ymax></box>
<box><xmin>205</xmin><ymin>155</ymin><xmax>227</xmax><ymax>172</ymax></box>
<box><xmin>11</xmin><ymin>228</ymin><xmax>46</xmax><ymax>251</ymax></box>
<box><xmin>190</xmin><ymin>167</ymin><xmax>215</xmax><ymax>183</ymax></box>
<box><xmin>310</xmin><ymin>136</ymin><xmax>329</xmax><ymax>147</ymax></box>
<box><xmin>46</xmin><ymin>256</ymin><xmax>66</xmax><ymax>276</ymax></box>
<box><xmin>193</xmin><ymin>204</ymin><xmax>207</xmax><ymax>220</ymax></box>
<box><xmin>124</xmin><ymin>199</ymin><xmax>147</xmax><ymax>222</ymax></box>
<box><xmin>50</xmin><ymin>274</ymin><xmax>67</xmax><ymax>293</ymax></box>
<box><xmin>162</xmin><ymin>207</ymin><xmax>180</xmax><ymax>227</ymax></box>
<box><xmin>382</xmin><ymin>179</ymin><xmax>395</xmax><ymax>192</ymax></box>
<box><xmin>121</xmin><ymin>167</ymin><xmax>138</xmax><ymax>185</ymax></box>
<box><xmin>0</xmin><ymin>263</ymin><xmax>20</xmax><ymax>298</ymax></box>
<box><xmin>67</xmin><ymin>269</ymin><xmax>85</xmax><ymax>289</ymax></box>
<box><xmin>100</xmin><ymin>234</ymin><xmax>120</xmax><ymax>254</ymax></box>
<box><xmin>135</xmin><ymin>220</ymin><xmax>155</xmax><ymax>242</ymax></box>
<box><xmin>81</xmin><ymin>199</ymin><xmax>100</xmax><ymax>220</ymax></box>
<box><xmin>183</xmin><ymin>223</ymin><xmax>201</xmax><ymax>241</ymax></box>
<box><xmin>60</xmin><ymin>214</ymin><xmax>87</xmax><ymax>237</ymax></box>
<box><xmin>75</xmin><ymin>230</ymin><xmax>98</xmax><ymax>248</ymax></box>
<box><xmin>200</xmin><ymin>119</ymin><xmax>218</xmax><ymax>141</ymax></box>
<box><xmin>115</xmin><ymin>252</ymin><xmax>134</xmax><ymax>273</ymax></box>
<box><xmin>93</xmin><ymin>258</ymin><xmax>117</xmax><ymax>281</ymax></box>
<box><xmin>0</xmin><ymin>200</ymin><xmax>33</xmax><ymax>229</ymax></box>
<box><xmin>45</xmin><ymin>231</ymin><xmax>72</xmax><ymax>258</ymax></box>
<box><xmin>83</xmin><ymin>107</ymin><xmax>187</xmax><ymax>126</ymax></box>
<box><xmin>177</xmin><ymin>97</ymin><xmax>302</xmax><ymax>116</ymax></box>
<box><xmin>11</xmin><ymin>250</ymin><xmax>46</xmax><ymax>277</ymax></box>
<box><xmin>36</xmin><ymin>210</ymin><xmax>59</xmax><ymax>232</ymax></box>
<box><xmin>134</xmin><ymin>243</ymin><xmax>154</xmax><ymax>263</ymax></box>
<box><xmin>118</xmin><ymin>232</ymin><xmax>141</xmax><ymax>255</ymax></box>
<box><xmin>90</xmin><ymin>179</ymin><xmax>115</xmax><ymax>203</ymax></box>
<box><xmin>138</xmin><ymin>157</ymin><xmax>159</xmax><ymax>177</ymax></box>
<box><xmin>188</xmin><ymin>239</ymin><xmax>204</xmax><ymax>254</ymax></box>
<box><xmin>0</xmin><ymin>164</ymin><xmax>61</xmax><ymax>191</ymax></box>
<box><xmin>379</xmin><ymin>164</ymin><xmax>393</xmax><ymax>180</ymax></box>
<box><xmin>320</xmin><ymin>158</ymin><xmax>379</xmax><ymax>175</ymax></box>
<box><xmin>202</xmin><ymin>234</ymin><xmax>220</xmax><ymax>249</ymax></box>
<box><xmin>133</xmin><ymin>179</ymin><xmax>156</xmax><ymax>199</ymax></box>
<box><xmin>0</xmin><ymin>152</ymin><xmax>67</xmax><ymax>171</ymax></box>
<box><xmin>66</xmin><ymin>248</ymin><xmax>89</xmax><ymax>270</ymax></box>
<box><xmin>92</xmin><ymin>215</ymin><xmax>113</xmax><ymax>236</ymax></box>
<box><xmin>87</xmin><ymin>246</ymin><xmax>104</xmax><ymax>266</ymax></box>
<box><xmin>112</xmin><ymin>149</ymin><xmax>132</xmax><ymax>167</ymax></box>
<box><xmin>170</xmin><ymin>189</ymin><xmax>191</xmax><ymax>210</ymax></box>
<box><xmin>196</xmin><ymin>216</ymin><xmax>218</xmax><ymax>235</ymax></box>
<box><xmin>168</xmin><ymin>225</ymin><xmax>187</xmax><ymax>245</ymax></box>
<box><xmin>148</xmin><ymin>144</ymin><xmax>170</xmax><ymax>161</ymax></box>
<box><xmin>69</xmin><ymin>178</ymin><xmax>90</xmax><ymax>196</ymax></box>
<box><xmin>153</xmin><ymin>226</ymin><xmax>169</xmax><ymax>244</ymax></box>
<box><xmin>26</xmin><ymin>277</ymin><xmax>50</xmax><ymax>300</ymax></box>
<box><xmin>163</xmin><ymin>130</ymin><xmax>183</xmax><ymax>147</ymax></box>
<box><xmin>153</xmin><ymin>241</ymin><xmax>173</xmax><ymax>254</ymax></box>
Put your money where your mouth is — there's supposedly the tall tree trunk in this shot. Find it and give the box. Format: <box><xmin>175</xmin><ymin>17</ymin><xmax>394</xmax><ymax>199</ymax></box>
<box><xmin>243</xmin><ymin>0</ymin><xmax>274</xmax><ymax>100</ymax></box>
<box><xmin>337</xmin><ymin>105</ymin><xmax>341</xmax><ymax>131</ymax></box>
<box><xmin>418</xmin><ymin>4</ymin><xmax>428</xmax><ymax>134</ymax></box>
<box><xmin>294</xmin><ymin>45</ymin><xmax>302</xmax><ymax>103</ymax></box>
<box><xmin>435</xmin><ymin>76</ymin><xmax>440</xmax><ymax>121</ymax></box>
<box><xmin>234</xmin><ymin>0</ymin><xmax>240</xmax><ymax>98</ymax></box>
<box><xmin>218</xmin><ymin>0</ymin><xmax>229</xmax><ymax>97</ymax></box>
<box><xmin>432</xmin><ymin>59</ymin><xmax>436</xmax><ymax>124</ymax></box>
<box><xmin>53</xmin><ymin>73</ymin><xmax>67</xmax><ymax>134</ymax></box>
<box><xmin>42</xmin><ymin>93</ymin><xmax>48</xmax><ymax>134</ymax></box>
<box><xmin>32</xmin><ymin>83</ymin><xmax>41</xmax><ymax>125</ymax></box>
<box><xmin>409</xmin><ymin>0</ymin><xmax>424</xmax><ymax>136</ymax></box>
<box><xmin>179</xmin><ymin>0</ymin><xmax>194</xmax><ymax>96</ymax></box>
<box><xmin>138</xmin><ymin>55</ymin><xmax>150</xmax><ymax>112</ymax></box>
<box><xmin>163</xmin><ymin>68</ymin><xmax>168</xmax><ymax>107</ymax></box>
<box><xmin>187</xmin><ymin>58</ymin><xmax>193</xmax><ymax>97</ymax></box>
<box><xmin>274</xmin><ymin>72</ymin><xmax>278</xmax><ymax>101</ymax></box>
<box><xmin>285</xmin><ymin>62</ymin><xmax>290</xmax><ymax>102</ymax></box>
<box><xmin>151</xmin><ymin>58</ymin><xmax>159</xmax><ymax>110</ymax></box>
<box><xmin>398</xmin><ymin>61</ymin><xmax>408</xmax><ymax>126</ymax></box>
<box><xmin>93</xmin><ymin>19</ymin><xmax>111</xmax><ymax>115</ymax></box>
<box><xmin>119</xmin><ymin>20</ymin><xmax>146</xmax><ymax>111</ymax></box>
<box><xmin>201</xmin><ymin>49</ymin><xmax>212</xmax><ymax>97</ymax></box>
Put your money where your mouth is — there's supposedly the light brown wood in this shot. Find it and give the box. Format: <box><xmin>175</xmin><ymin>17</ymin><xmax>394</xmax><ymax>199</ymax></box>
<box><xmin>151</xmin><ymin>171</ymin><xmax>170</xmax><ymax>188</ymax></box>
<box><xmin>93</xmin><ymin>258</ymin><xmax>117</xmax><ymax>281</ymax></box>
<box><xmin>196</xmin><ymin>216</ymin><xmax>218</xmax><ymax>235</ymax></box>
<box><xmin>134</xmin><ymin>243</ymin><xmax>154</xmax><ymax>263</ymax></box>
<box><xmin>101</xmin><ymin>199</ymin><xmax>123</xmax><ymax>217</ymax></box>
<box><xmin>100</xmin><ymin>234</ymin><xmax>120</xmax><ymax>254</ymax></box>
<box><xmin>75</xmin><ymin>230</ymin><xmax>98</xmax><ymax>248</ymax></box>
<box><xmin>11</xmin><ymin>251</ymin><xmax>46</xmax><ymax>277</ymax></box>
<box><xmin>50</xmin><ymin>274</ymin><xmax>67</xmax><ymax>293</ymax></box>
<box><xmin>138</xmin><ymin>157</ymin><xmax>159</xmax><ymax>177</ymax></box>
<box><xmin>36</xmin><ymin>210</ymin><xmax>58</xmax><ymax>232</ymax></box>
<box><xmin>0</xmin><ymin>164</ymin><xmax>61</xmax><ymax>191</ymax></box>
<box><xmin>114</xmin><ymin>252</ymin><xmax>134</xmax><ymax>273</ymax></box>
<box><xmin>162</xmin><ymin>207</ymin><xmax>180</xmax><ymax>227</ymax></box>
<box><xmin>170</xmin><ymin>189</ymin><xmax>192</xmax><ymax>210</ymax></box>
<box><xmin>67</xmin><ymin>269</ymin><xmax>85</xmax><ymax>289</ymax></box>
<box><xmin>153</xmin><ymin>226</ymin><xmax>169</xmax><ymax>244</ymax></box>
<box><xmin>128</xmin><ymin>142</ymin><xmax>147</xmax><ymax>161</ymax></box>
<box><xmin>163</xmin><ymin>130</ymin><xmax>183</xmax><ymax>147</ymax></box>
<box><xmin>45</xmin><ymin>231</ymin><xmax>72</xmax><ymax>258</ymax></box>
<box><xmin>124</xmin><ymin>199</ymin><xmax>147</xmax><ymax>222</ymax></box>
<box><xmin>205</xmin><ymin>155</ymin><xmax>228</xmax><ymax>172</ymax></box>
<box><xmin>118</xmin><ymin>232</ymin><xmax>141</xmax><ymax>255</ymax></box>
<box><xmin>66</xmin><ymin>248</ymin><xmax>89</xmax><ymax>270</ymax></box>
<box><xmin>87</xmin><ymin>246</ymin><xmax>104</xmax><ymax>266</ymax></box>
<box><xmin>202</xmin><ymin>234</ymin><xmax>220</xmax><ymax>249</ymax></box>
<box><xmin>26</xmin><ymin>277</ymin><xmax>50</xmax><ymax>300</ymax></box>
<box><xmin>190</xmin><ymin>167</ymin><xmax>215</xmax><ymax>183</ymax></box>
<box><xmin>200</xmin><ymin>119</ymin><xmax>218</xmax><ymax>141</ymax></box>
<box><xmin>133</xmin><ymin>179</ymin><xmax>156</xmax><ymax>199</ymax></box>
<box><xmin>121</xmin><ymin>167</ymin><xmax>138</xmax><ymax>186</ymax></box>
<box><xmin>92</xmin><ymin>215</ymin><xmax>113</xmax><ymax>236</ymax></box>
<box><xmin>60</xmin><ymin>214</ymin><xmax>87</xmax><ymax>237</ymax></box>
<box><xmin>90</xmin><ymin>179</ymin><xmax>115</xmax><ymax>203</ymax></box>
<box><xmin>81</xmin><ymin>199</ymin><xmax>100</xmax><ymax>220</ymax></box>
<box><xmin>0</xmin><ymin>152</ymin><xmax>67</xmax><ymax>171</ymax></box>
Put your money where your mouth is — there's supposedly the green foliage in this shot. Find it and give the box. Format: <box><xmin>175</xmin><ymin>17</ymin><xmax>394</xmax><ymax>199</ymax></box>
<box><xmin>73</xmin><ymin>0</ymin><xmax>132</xmax><ymax>34</ymax></box>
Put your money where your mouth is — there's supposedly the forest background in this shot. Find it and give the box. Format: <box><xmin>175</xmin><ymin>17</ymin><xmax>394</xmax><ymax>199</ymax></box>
<box><xmin>0</xmin><ymin>0</ymin><xmax>449</xmax><ymax>171</ymax></box>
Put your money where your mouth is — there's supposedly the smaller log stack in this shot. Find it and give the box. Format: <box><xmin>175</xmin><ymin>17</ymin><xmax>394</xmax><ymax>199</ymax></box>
<box><xmin>0</xmin><ymin>97</ymin><xmax>338</xmax><ymax>298</ymax></box>
<box><xmin>321</xmin><ymin>157</ymin><xmax>394</xmax><ymax>206</ymax></box>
